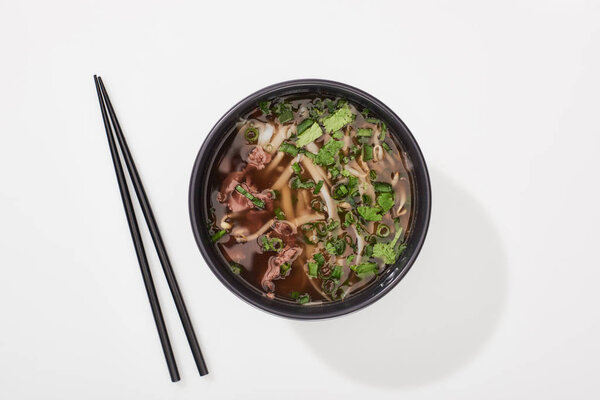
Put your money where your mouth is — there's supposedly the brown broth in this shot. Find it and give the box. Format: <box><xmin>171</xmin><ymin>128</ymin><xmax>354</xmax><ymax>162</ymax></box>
<box><xmin>206</xmin><ymin>95</ymin><xmax>414</xmax><ymax>304</ymax></box>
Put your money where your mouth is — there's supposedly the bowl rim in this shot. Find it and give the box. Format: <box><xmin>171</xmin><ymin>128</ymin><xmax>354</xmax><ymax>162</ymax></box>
<box><xmin>189</xmin><ymin>79</ymin><xmax>431</xmax><ymax>320</ymax></box>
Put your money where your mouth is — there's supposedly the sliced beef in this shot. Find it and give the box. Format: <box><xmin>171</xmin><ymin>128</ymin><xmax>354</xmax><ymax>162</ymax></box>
<box><xmin>261</xmin><ymin>246</ymin><xmax>302</xmax><ymax>292</ymax></box>
<box><xmin>271</xmin><ymin>220</ymin><xmax>298</xmax><ymax>247</ymax></box>
<box><xmin>247</xmin><ymin>146</ymin><xmax>272</xmax><ymax>170</ymax></box>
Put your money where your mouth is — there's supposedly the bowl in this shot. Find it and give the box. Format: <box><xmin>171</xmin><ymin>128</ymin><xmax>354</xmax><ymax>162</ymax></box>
<box><xmin>189</xmin><ymin>79</ymin><xmax>431</xmax><ymax>319</ymax></box>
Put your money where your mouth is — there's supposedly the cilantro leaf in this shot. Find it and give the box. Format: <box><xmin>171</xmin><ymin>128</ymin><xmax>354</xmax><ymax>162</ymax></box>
<box><xmin>372</xmin><ymin>243</ymin><xmax>396</xmax><ymax>264</ymax></box>
<box><xmin>314</xmin><ymin>139</ymin><xmax>343</xmax><ymax>166</ymax></box>
<box><xmin>377</xmin><ymin>192</ymin><xmax>395</xmax><ymax>212</ymax></box>
<box><xmin>372</xmin><ymin>227</ymin><xmax>405</xmax><ymax>264</ymax></box>
<box><xmin>357</xmin><ymin>206</ymin><xmax>382</xmax><ymax>221</ymax></box>
<box><xmin>322</xmin><ymin>104</ymin><xmax>355</xmax><ymax>133</ymax></box>
<box><xmin>296</xmin><ymin>122</ymin><xmax>323</xmax><ymax>148</ymax></box>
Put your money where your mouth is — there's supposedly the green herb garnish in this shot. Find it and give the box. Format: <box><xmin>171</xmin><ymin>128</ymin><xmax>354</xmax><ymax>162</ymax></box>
<box><xmin>373</xmin><ymin>181</ymin><xmax>393</xmax><ymax>193</ymax></box>
<box><xmin>259</xmin><ymin>101</ymin><xmax>271</xmax><ymax>115</ymax></box>
<box><xmin>313</xmin><ymin>180</ymin><xmax>324</xmax><ymax>194</ymax></box>
<box><xmin>308</xmin><ymin>262</ymin><xmax>318</xmax><ymax>277</ymax></box>
<box><xmin>314</xmin><ymin>139</ymin><xmax>344</xmax><ymax>166</ymax></box>
<box><xmin>279</xmin><ymin>142</ymin><xmax>299</xmax><ymax>156</ymax></box>
<box><xmin>211</xmin><ymin>229</ymin><xmax>227</xmax><ymax>242</ymax></box>
<box><xmin>357</xmin><ymin>206</ymin><xmax>382</xmax><ymax>221</ymax></box>
<box><xmin>377</xmin><ymin>192</ymin><xmax>394</xmax><ymax>212</ymax></box>
<box><xmin>274</xmin><ymin>102</ymin><xmax>294</xmax><ymax>124</ymax></box>
<box><xmin>351</xmin><ymin>262</ymin><xmax>378</xmax><ymax>277</ymax></box>
<box><xmin>297</xmin><ymin>118</ymin><xmax>314</xmax><ymax>135</ymax></box>
<box><xmin>292</xmin><ymin>162</ymin><xmax>302</xmax><ymax>174</ymax></box>
<box><xmin>372</xmin><ymin>226</ymin><xmax>405</xmax><ymax>264</ymax></box>
<box><xmin>296</xmin><ymin>122</ymin><xmax>323</xmax><ymax>148</ymax></box>
<box><xmin>363</xmin><ymin>144</ymin><xmax>373</xmax><ymax>161</ymax></box>
<box><xmin>274</xmin><ymin>207</ymin><xmax>286</xmax><ymax>220</ymax></box>
<box><xmin>244</xmin><ymin>126</ymin><xmax>259</xmax><ymax>143</ymax></box>
<box><xmin>261</xmin><ymin>236</ymin><xmax>283</xmax><ymax>252</ymax></box>
<box><xmin>322</xmin><ymin>104</ymin><xmax>355</xmax><ymax>133</ymax></box>
<box><xmin>235</xmin><ymin>185</ymin><xmax>265</xmax><ymax>209</ymax></box>
<box><xmin>325</xmin><ymin>236</ymin><xmax>346</xmax><ymax>256</ymax></box>
<box><xmin>291</xmin><ymin>176</ymin><xmax>316</xmax><ymax>190</ymax></box>
<box><xmin>229</xmin><ymin>262</ymin><xmax>242</xmax><ymax>274</ymax></box>
<box><xmin>357</xmin><ymin>128</ymin><xmax>373</xmax><ymax>137</ymax></box>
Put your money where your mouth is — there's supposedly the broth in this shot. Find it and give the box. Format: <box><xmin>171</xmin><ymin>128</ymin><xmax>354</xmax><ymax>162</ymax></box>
<box><xmin>206</xmin><ymin>95</ymin><xmax>413</xmax><ymax>304</ymax></box>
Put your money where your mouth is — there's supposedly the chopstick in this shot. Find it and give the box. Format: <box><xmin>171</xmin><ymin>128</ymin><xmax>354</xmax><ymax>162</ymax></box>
<box><xmin>97</xmin><ymin>77</ymin><xmax>209</xmax><ymax>377</ymax></box>
<box><xmin>94</xmin><ymin>76</ymin><xmax>180</xmax><ymax>382</ymax></box>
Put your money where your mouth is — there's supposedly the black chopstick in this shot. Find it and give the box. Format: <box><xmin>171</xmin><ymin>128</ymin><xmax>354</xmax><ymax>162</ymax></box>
<box><xmin>94</xmin><ymin>76</ymin><xmax>180</xmax><ymax>382</ymax></box>
<box><xmin>97</xmin><ymin>77</ymin><xmax>209</xmax><ymax>376</ymax></box>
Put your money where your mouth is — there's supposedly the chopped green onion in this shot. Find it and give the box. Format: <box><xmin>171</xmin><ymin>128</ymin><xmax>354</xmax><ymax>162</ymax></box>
<box><xmin>279</xmin><ymin>142</ymin><xmax>299</xmax><ymax>156</ymax></box>
<box><xmin>292</xmin><ymin>162</ymin><xmax>302</xmax><ymax>174</ymax></box>
<box><xmin>211</xmin><ymin>229</ymin><xmax>227</xmax><ymax>243</ymax></box>
<box><xmin>331</xmin><ymin>265</ymin><xmax>342</xmax><ymax>280</ymax></box>
<box><xmin>363</xmin><ymin>144</ymin><xmax>373</xmax><ymax>161</ymax></box>
<box><xmin>332</xmin><ymin>183</ymin><xmax>349</xmax><ymax>200</ymax></box>
<box><xmin>297</xmin><ymin>294</ymin><xmax>310</xmax><ymax>304</ymax></box>
<box><xmin>311</xmin><ymin>198</ymin><xmax>325</xmax><ymax>212</ymax></box>
<box><xmin>308</xmin><ymin>262</ymin><xmax>318</xmax><ymax>277</ymax></box>
<box><xmin>362</xmin><ymin>194</ymin><xmax>372</xmax><ymax>206</ymax></box>
<box><xmin>296</xmin><ymin>122</ymin><xmax>323</xmax><ymax>148</ymax></box>
<box><xmin>264</xmin><ymin>143</ymin><xmax>274</xmax><ymax>153</ymax></box>
<box><xmin>361</xmin><ymin>108</ymin><xmax>369</xmax><ymax>118</ymax></box>
<box><xmin>373</xmin><ymin>181</ymin><xmax>393</xmax><ymax>193</ymax></box>
<box><xmin>229</xmin><ymin>262</ymin><xmax>242</xmax><ymax>274</ymax></box>
<box><xmin>329</xmin><ymin>166</ymin><xmax>340</xmax><ymax>178</ymax></box>
<box><xmin>365</xmin><ymin>117</ymin><xmax>380</xmax><ymax>124</ymax></box>
<box><xmin>326</xmin><ymin>219</ymin><xmax>340</xmax><ymax>231</ymax></box>
<box><xmin>351</xmin><ymin>262</ymin><xmax>379</xmax><ymax>277</ymax></box>
<box><xmin>297</xmin><ymin>118</ymin><xmax>314</xmax><ymax>135</ymax></box>
<box><xmin>369</xmin><ymin>170</ymin><xmax>377</xmax><ymax>180</ymax></box>
<box><xmin>291</xmin><ymin>176</ymin><xmax>316</xmax><ymax>190</ymax></box>
<box><xmin>235</xmin><ymin>185</ymin><xmax>265</xmax><ymax>209</ymax></box>
<box><xmin>357</xmin><ymin>128</ymin><xmax>373</xmax><ymax>137</ymax></box>
<box><xmin>274</xmin><ymin>102</ymin><xmax>294</xmax><ymax>124</ymax></box>
<box><xmin>261</xmin><ymin>236</ymin><xmax>283</xmax><ymax>252</ymax></box>
<box><xmin>313</xmin><ymin>180</ymin><xmax>324</xmax><ymax>194</ymax></box>
<box><xmin>325</xmin><ymin>99</ymin><xmax>336</xmax><ymax>113</ymax></box>
<box><xmin>313</xmin><ymin>253</ymin><xmax>325</xmax><ymax>266</ymax></box>
<box><xmin>280</xmin><ymin>262</ymin><xmax>291</xmax><ymax>275</ymax></box>
<box><xmin>244</xmin><ymin>127</ymin><xmax>259</xmax><ymax>143</ymax></box>
<box><xmin>258</xmin><ymin>101</ymin><xmax>271</xmax><ymax>115</ymax></box>
<box><xmin>346</xmin><ymin>254</ymin><xmax>355</xmax><ymax>264</ymax></box>
<box><xmin>274</xmin><ymin>207</ymin><xmax>286</xmax><ymax>220</ymax></box>
<box><xmin>326</xmin><ymin>236</ymin><xmax>346</xmax><ymax>256</ymax></box>
<box><xmin>377</xmin><ymin>224</ymin><xmax>391</xmax><ymax>238</ymax></box>
<box><xmin>332</xmin><ymin>130</ymin><xmax>344</xmax><ymax>140</ymax></box>
<box><xmin>382</xmin><ymin>142</ymin><xmax>391</xmax><ymax>152</ymax></box>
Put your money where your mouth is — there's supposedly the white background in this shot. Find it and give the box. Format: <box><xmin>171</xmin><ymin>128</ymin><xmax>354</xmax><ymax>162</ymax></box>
<box><xmin>1</xmin><ymin>0</ymin><xmax>599</xmax><ymax>398</ymax></box>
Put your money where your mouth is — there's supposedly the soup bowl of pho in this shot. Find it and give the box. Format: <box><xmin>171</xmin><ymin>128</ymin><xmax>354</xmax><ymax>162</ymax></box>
<box><xmin>189</xmin><ymin>79</ymin><xmax>431</xmax><ymax>319</ymax></box>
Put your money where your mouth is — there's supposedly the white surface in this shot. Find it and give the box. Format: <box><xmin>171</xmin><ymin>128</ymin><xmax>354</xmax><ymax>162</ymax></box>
<box><xmin>1</xmin><ymin>0</ymin><xmax>599</xmax><ymax>398</ymax></box>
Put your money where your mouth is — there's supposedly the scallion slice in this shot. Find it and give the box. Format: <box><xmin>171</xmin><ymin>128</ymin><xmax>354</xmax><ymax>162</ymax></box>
<box><xmin>235</xmin><ymin>185</ymin><xmax>265</xmax><ymax>209</ymax></box>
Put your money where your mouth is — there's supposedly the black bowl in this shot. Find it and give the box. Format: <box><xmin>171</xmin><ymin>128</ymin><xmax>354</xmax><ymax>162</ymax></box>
<box><xmin>189</xmin><ymin>79</ymin><xmax>431</xmax><ymax>320</ymax></box>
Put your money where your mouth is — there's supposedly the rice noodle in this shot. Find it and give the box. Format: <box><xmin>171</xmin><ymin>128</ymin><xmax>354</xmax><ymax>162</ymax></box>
<box><xmin>280</xmin><ymin>185</ymin><xmax>295</xmax><ymax>221</ymax></box>
<box><xmin>264</xmin><ymin>151</ymin><xmax>285</xmax><ymax>174</ymax></box>
<box><xmin>351</xmin><ymin>225</ymin><xmax>365</xmax><ymax>265</ymax></box>
<box><xmin>269</xmin><ymin>124</ymin><xmax>292</xmax><ymax>151</ymax></box>
<box><xmin>257</xmin><ymin>123</ymin><xmax>274</xmax><ymax>147</ymax></box>
<box><xmin>301</xmin><ymin>157</ymin><xmax>331</xmax><ymax>187</ymax></box>
<box><xmin>232</xmin><ymin>218</ymin><xmax>275</xmax><ymax>242</ymax></box>
<box><xmin>373</xmin><ymin>145</ymin><xmax>384</xmax><ymax>162</ymax></box>
<box><xmin>272</xmin><ymin>159</ymin><xmax>296</xmax><ymax>190</ymax></box>
<box><xmin>293</xmin><ymin>213</ymin><xmax>325</xmax><ymax>227</ymax></box>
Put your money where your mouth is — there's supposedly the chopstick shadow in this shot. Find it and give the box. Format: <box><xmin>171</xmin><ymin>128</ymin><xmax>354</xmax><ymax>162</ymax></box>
<box><xmin>289</xmin><ymin>168</ymin><xmax>508</xmax><ymax>387</ymax></box>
